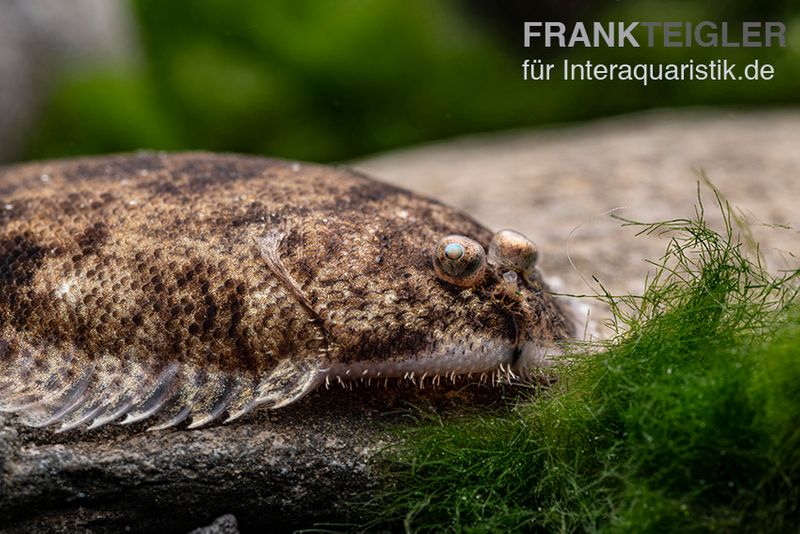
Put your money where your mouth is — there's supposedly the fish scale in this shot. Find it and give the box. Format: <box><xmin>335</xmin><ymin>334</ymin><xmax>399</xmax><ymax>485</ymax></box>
<box><xmin>0</xmin><ymin>152</ymin><xmax>576</xmax><ymax>431</ymax></box>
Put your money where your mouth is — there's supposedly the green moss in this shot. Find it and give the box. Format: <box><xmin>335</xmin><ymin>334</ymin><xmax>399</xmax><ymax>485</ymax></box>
<box><xmin>362</xmin><ymin>193</ymin><xmax>800</xmax><ymax>533</ymax></box>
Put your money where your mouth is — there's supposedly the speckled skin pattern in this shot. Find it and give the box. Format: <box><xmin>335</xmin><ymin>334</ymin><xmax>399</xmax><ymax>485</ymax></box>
<box><xmin>0</xmin><ymin>152</ymin><xmax>574</xmax><ymax>431</ymax></box>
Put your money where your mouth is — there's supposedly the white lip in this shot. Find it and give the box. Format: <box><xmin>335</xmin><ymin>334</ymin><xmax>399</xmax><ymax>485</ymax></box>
<box><xmin>321</xmin><ymin>339</ymin><xmax>561</xmax><ymax>382</ymax></box>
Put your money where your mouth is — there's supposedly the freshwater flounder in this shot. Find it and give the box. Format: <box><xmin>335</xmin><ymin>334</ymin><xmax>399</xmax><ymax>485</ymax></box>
<box><xmin>0</xmin><ymin>152</ymin><xmax>575</xmax><ymax>431</ymax></box>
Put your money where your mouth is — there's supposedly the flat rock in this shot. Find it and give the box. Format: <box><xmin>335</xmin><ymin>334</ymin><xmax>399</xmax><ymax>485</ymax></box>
<box><xmin>0</xmin><ymin>379</ymin><xmax>520</xmax><ymax>532</ymax></box>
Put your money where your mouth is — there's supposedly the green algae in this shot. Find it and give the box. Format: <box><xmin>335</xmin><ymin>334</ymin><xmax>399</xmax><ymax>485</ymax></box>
<box><xmin>363</xmin><ymin>192</ymin><xmax>800</xmax><ymax>533</ymax></box>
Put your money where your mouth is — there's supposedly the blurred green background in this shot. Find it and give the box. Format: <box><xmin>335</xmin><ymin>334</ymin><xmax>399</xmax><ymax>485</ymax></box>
<box><xmin>20</xmin><ymin>0</ymin><xmax>800</xmax><ymax>163</ymax></box>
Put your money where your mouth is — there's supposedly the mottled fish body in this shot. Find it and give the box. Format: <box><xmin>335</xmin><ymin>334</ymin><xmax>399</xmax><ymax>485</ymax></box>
<box><xmin>0</xmin><ymin>153</ymin><xmax>575</xmax><ymax>431</ymax></box>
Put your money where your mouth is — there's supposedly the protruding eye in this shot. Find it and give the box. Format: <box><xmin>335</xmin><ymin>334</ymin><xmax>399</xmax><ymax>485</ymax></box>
<box><xmin>444</xmin><ymin>243</ymin><xmax>464</xmax><ymax>260</ymax></box>
<box><xmin>433</xmin><ymin>235</ymin><xmax>486</xmax><ymax>287</ymax></box>
<box><xmin>488</xmin><ymin>229</ymin><xmax>538</xmax><ymax>274</ymax></box>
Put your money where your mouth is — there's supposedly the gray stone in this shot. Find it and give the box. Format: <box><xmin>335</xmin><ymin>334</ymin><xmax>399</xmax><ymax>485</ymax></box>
<box><xmin>0</xmin><ymin>380</ymin><xmax>518</xmax><ymax>532</ymax></box>
<box><xmin>188</xmin><ymin>514</ymin><xmax>239</xmax><ymax>534</ymax></box>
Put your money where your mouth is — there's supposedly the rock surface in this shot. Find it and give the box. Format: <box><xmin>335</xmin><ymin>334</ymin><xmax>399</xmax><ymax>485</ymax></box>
<box><xmin>2</xmin><ymin>110</ymin><xmax>799</xmax><ymax>532</ymax></box>
<box><xmin>0</xmin><ymin>379</ymin><xmax>519</xmax><ymax>532</ymax></box>
<box><xmin>188</xmin><ymin>515</ymin><xmax>240</xmax><ymax>534</ymax></box>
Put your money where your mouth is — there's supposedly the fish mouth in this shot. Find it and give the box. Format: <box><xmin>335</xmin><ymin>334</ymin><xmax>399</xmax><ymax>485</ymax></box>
<box><xmin>322</xmin><ymin>338</ymin><xmax>561</xmax><ymax>385</ymax></box>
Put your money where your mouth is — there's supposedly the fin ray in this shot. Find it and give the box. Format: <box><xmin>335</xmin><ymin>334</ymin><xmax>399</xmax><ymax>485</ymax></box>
<box><xmin>0</xmin><ymin>334</ymin><xmax>324</xmax><ymax>431</ymax></box>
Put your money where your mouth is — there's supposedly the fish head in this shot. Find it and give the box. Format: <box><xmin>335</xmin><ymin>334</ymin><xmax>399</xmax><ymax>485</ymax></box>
<box><xmin>426</xmin><ymin>228</ymin><xmax>576</xmax><ymax>373</ymax></box>
<box><xmin>279</xmin><ymin>198</ymin><xmax>577</xmax><ymax>380</ymax></box>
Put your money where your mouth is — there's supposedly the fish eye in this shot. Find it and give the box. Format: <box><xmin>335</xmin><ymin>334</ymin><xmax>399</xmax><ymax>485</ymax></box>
<box><xmin>432</xmin><ymin>235</ymin><xmax>486</xmax><ymax>287</ymax></box>
<box><xmin>444</xmin><ymin>243</ymin><xmax>464</xmax><ymax>260</ymax></box>
<box><xmin>488</xmin><ymin>229</ymin><xmax>538</xmax><ymax>274</ymax></box>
